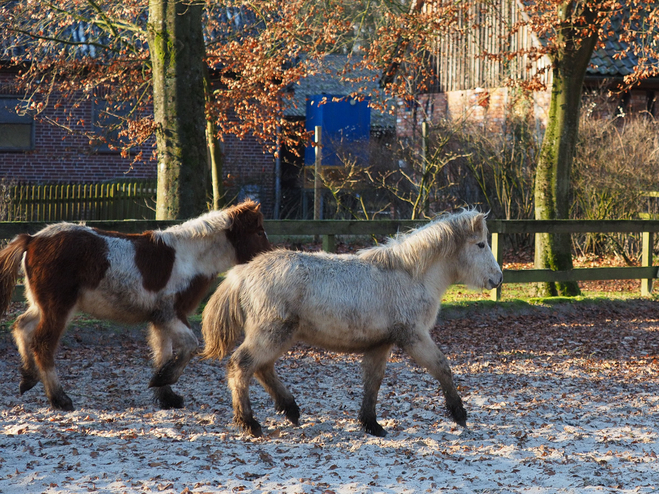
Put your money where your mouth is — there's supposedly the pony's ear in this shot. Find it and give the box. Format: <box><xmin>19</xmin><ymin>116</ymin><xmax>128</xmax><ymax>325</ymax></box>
<box><xmin>228</xmin><ymin>200</ymin><xmax>264</xmax><ymax>232</ymax></box>
<box><xmin>470</xmin><ymin>212</ymin><xmax>487</xmax><ymax>239</ymax></box>
<box><xmin>245</xmin><ymin>199</ymin><xmax>261</xmax><ymax>212</ymax></box>
<box><xmin>235</xmin><ymin>199</ymin><xmax>261</xmax><ymax>214</ymax></box>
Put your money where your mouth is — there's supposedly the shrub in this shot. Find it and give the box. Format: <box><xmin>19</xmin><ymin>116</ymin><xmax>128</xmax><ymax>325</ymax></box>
<box><xmin>571</xmin><ymin>107</ymin><xmax>659</xmax><ymax>259</ymax></box>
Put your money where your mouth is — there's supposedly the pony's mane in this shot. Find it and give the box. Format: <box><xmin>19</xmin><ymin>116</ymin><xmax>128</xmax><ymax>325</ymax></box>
<box><xmin>161</xmin><ymin>200</ymin><xmax>260</xmax><ymax>238</ymax></box>
<box><xmin>358</xmin><ymin>209</ymin><xmax>486</xmax><ymax>277</ymax></box>
<box><xmin>163</xmin><ymin>209</ymin><xmax>232</xmax><ymax>238</ymax></box>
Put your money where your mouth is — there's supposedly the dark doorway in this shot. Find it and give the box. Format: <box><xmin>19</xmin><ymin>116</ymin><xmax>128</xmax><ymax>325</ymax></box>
<box><xmin>278</xmin><ymin>118</ymin><xmax>306</xmax><ymax>219</ymax></box>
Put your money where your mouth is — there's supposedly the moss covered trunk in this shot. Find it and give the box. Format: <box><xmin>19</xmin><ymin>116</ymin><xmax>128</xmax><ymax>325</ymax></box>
<box><xmin>148</xmin><ymin>0</ymin><xmax>208</xmax><ymax>220</ymax></box>
<box><xmin>534</xmin><ymin>2</ymin><xmax>598</xmax><ymax>297</ymax></box>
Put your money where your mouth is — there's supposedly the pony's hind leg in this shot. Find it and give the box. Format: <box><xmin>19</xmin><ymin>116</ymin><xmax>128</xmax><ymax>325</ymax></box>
<box><xmin>227</xmin><ymin>344</ymin><xmax>262</xmax><ymax>436</ymax></box>
<box><xmin>147</xmin><ymin>320</ymin><xmax>199</xmax><ymax>409</ymax></box>
<box><xmin>359</xmin><ymin>344</ymin><xmax>392</xmax><ymax>437</ymax></box>
<box><xmin>403</xmin><ymin>332</ymin><xmax>467</xmax><ymax>427</ymax></box>
<box><xmin>254</xmin><ymin>363</ymin><xmax>299</xmax><ymax>426</ymax></box>
<box><xmin>227</xmin><ymin>321</ymin><xmax>294</xmax><ymax>437</ymax></box>
<box><xmin>227</xmin><ymin>339</ymin><xmax>274</xmax><ymax>437</ymax></box>
<box><xmin>12</xmin><ymin>305</ymin><xmax>41</xmax><ymax>394</ymax></box>
<box><xmin>30</xmin><ymin>309</ymin><xmax>76</xmax><ymax>411</ymax></box>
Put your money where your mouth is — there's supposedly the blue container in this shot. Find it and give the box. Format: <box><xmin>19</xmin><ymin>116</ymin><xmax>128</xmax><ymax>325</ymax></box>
<box><xmin>304</xmin><ymin>94</ymin><xmax>370</xmax><ymax>167</ymax></box>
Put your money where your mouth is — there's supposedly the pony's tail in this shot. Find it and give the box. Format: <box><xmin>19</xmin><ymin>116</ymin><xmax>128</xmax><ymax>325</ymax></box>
<box><xmin>0</xmin><ymin>234</ymin><xmax>31</xmax><ymax>316</ymax></box>
<box><xmin>201</xmin><ymin>273</ymin><xmax>245</xmax><ymax>361</ymax></box>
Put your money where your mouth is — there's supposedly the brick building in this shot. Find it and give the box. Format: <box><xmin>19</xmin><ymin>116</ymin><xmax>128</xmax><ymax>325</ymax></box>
<box><xmin>0</xmin><ymin>68</ymin><xmax>278</xmax><ymax>216</ymax></box>
<box><xmin>0</xmin><ymin>69</ymin><xmax>156</xmax><ymax>183</ymax></box>
<box><xmin>0</xmin><ymin>56</ymin><xmax>392</xmax><ymax>219</ymax></box>
<box><xmin>396</xmin><ymin>4</ymin><xmax>659</xmax><ymax>139</ymax></box>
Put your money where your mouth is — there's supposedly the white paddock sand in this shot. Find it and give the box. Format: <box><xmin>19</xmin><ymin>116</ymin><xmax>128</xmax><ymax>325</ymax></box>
<box><xmin>1</xmin><ymin>300</ymin><xmax>658</xmax><ymax>493</ymax></box>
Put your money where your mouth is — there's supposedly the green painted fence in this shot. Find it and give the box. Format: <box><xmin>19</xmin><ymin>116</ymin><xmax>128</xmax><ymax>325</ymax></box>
<box><xmin>0</xmin><ymin>218</ymin><xmax>656</xmax><ymax>301</ymax></box>
<box><xmin>260</xmin><ymin>219</ymin><xmax>659</xmax><ymax>300</ymax></box>
<box><xmin>1</xmin><ymin>180</ymin><xmax>157</xmax><ymax>221</ymax></box>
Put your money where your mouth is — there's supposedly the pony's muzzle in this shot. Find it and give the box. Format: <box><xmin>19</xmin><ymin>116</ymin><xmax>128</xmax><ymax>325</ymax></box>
<box><xmin>487</xmin><ymin>274</ymin><xmax>503</xmax><ymax>289</ymax></box>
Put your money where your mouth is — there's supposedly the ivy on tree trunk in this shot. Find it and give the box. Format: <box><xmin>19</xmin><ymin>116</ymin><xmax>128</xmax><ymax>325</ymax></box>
<box><xmin>148</xmin><ymin>0</ymin><xmax>208</xmax><ymax>220</ymax></box>
<box><xmin>534</xmin><ymin>1</ymin><xmax>598</xmax><ymax>297</ymax></box>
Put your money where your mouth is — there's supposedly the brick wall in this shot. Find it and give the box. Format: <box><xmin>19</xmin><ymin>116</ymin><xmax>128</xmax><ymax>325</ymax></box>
<box><xmin>223</xmin><ymin>134</ymin><xmax>275</xmax><ymax>217</ymax></box>
<box><xmin>396</xmin><ymin>87</ymin><xmax>553</xmax><ymax>139</ymax></box>
<box><xmin>0</xmin><ymin>72</ymin><xmax>277</xmax><ymax>217</ymax></box>
<box><xmin>397</xmin><ymin>85</ymin><xmax>659</xmax><ymax>140</ymax></box>
<box><xmin>0</xmin><ymin>73</ymin><xmax>156</xmax><ymax>183</ymax></box>
<box><xmin>626</xmin><ymin>89</ymin><xmax>658</xmax><ymax>116</ymax></box>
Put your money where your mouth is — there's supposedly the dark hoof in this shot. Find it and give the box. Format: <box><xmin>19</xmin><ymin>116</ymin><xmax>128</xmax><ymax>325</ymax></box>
<box><xmin>236</xmin><ymin>416</ymin><xmax>262</xmax><ymax>438</ymax></box>
<box><xmin>361</xmin><ymin>419</ymin><xmax>387</xmax><ymax>437</ymax></box>
<box><xmin>49</xmin><ymin>392</ymin><xmax>74</xmax><ymax>412</ymax></box>
<box><xmin>448</xmin><ymin>401</ymin><xmax>467</xmax><ymax>427</ymax></box>
<box><xmin>153</xmin><ymin>386</ymin><xmax>185</xmax><ymax>410</ymax></box>
<box><xmin>281</xmin><ymin>403</ymin><xmax>300</xmax><ymax>426</ymax></box>
<box><xmin>19</xmin><ymin>370</ymin><xmax>39</xmax><ymax>395</ymax></box>
<box><xmin>149</xmin><ymin>359</ymin><xmax>181</xmax><ymax>388</ymax></box>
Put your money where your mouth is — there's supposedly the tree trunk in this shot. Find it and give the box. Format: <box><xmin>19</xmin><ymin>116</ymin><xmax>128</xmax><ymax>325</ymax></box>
<box><xmin>534</xmin><ymin>2</ymin><xmax>598</xmax><ymax>297</ymax></box>
<box><xmin>206</xmin><ymin>117</ymin><xmax>225</xmax><ymax>211</ymax></box>
<box><xmin>148</xmin><ymin>0</ymin><xmax>208</xmax><ymax>220</ymax></box>
<box><xmin>203</xmin><ymin>67</ymin><xmax>225</xmax><ymax>210</ymax></box>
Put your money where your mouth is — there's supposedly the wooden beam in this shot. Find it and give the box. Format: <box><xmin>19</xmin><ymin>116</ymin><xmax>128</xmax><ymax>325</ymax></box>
<box><xmin>504</xmin><ymin>266</ymin><xmax>659</xmax><ymax>283</ymax></box>
<box><xmin>2</xmin><ymin>219</ymin><xmax>659</xmax><ymax>300</ymax></box>
<box><xmin>490</xmin><ymin>232</ymin><xmax>502</xmax><ymax>301</ymax></box>
<box><xmin>486</xmin><ymin>219</ymin><xmax>659</xmax><ymax>234</ymax></box>
<box><xmin>3</xmin><ymin>219</ymin><xmax>659</xmax><ymax>240</ymax></box>
<box><xmin>641</xmin><ymin>231</ymin><xmax>654</xmax><ymax>296</ymax></box>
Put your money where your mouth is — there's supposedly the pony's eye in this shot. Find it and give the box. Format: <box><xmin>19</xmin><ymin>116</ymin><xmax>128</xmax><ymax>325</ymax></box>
<box><xmin>477</xmin><ymin>242</ymin><xmax>486</xmax><ymax>249</ymax></box>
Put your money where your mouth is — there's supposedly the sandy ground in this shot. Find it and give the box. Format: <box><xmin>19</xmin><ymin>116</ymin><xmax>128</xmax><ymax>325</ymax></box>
<box><xmin>1</xmin><ymin>300</ymin><xmax>658</xmax><ymax>493</ymax></box>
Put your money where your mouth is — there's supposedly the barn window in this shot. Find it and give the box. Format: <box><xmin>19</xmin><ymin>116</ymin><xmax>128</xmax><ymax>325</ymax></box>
<box><xmin>0</xmin><ymin>97</ymin><xmax>34</xmax><ymax>151</ymax></box>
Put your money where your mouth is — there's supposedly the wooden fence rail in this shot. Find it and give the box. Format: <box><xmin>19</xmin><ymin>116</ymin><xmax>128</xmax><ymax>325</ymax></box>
<box><xmin>0</xmin><ymin>218</ymin><xmax>656</xmax><ymax>302</ymax></box>
<box><xmin>260</xmin><ymin>219</ymin><xmax>659</xmax><ymax>300</ymax></box>
<box><xmin>1</xmin><ymin>181</ymin><xmax>157</xmax><ymax>222</ymax></box>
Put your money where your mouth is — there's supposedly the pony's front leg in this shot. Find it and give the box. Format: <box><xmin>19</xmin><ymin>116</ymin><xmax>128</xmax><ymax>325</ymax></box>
<box><xmin>30</xmin><ymin>311</ymin><xmax>74</xmax><ymax>411</ymax></box>
<box><xmin>359</xmin><ymin>344</ymin><xmax>392</xmax><ymax>437</ymax></box>
<box><xmin>147</xmin><ymin>320</ymin><xmax>198</xmax><ymax>409</ymax></box>
<box><xmin>403</xmin><ymin>332</ymin><xmax>467</xmax><ymax>427</ymax></box>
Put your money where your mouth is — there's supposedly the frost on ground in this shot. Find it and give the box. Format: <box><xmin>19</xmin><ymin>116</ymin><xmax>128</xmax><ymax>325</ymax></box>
<box><xmin>0</xmin><ymin>299</ymin><xmax>658</xmax><ymax>493</ymax></box>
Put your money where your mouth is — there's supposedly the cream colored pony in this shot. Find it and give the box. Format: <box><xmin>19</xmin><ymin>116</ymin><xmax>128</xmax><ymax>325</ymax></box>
<box><xmin>202</xmin><ymin>209</ymin><xmax>502</xmax><ymax>437</ymax></box>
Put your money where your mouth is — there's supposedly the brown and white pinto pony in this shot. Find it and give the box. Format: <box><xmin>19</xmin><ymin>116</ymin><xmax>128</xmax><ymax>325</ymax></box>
<box><xmin>0</xmin><ymin>200</ymin><xmax>270</xmax><ymax>412</ymax></box>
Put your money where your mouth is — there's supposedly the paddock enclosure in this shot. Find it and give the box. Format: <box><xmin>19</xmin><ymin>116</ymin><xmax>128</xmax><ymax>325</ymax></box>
<box><xmin>1</xmin><ymin>298</ymin><xmax>657</xmax><ymax>493</ymax></box>
<box><xmin>0</xmin><ymin>218</ymin><xmax>658</xmax><ymax>303</ymax></box>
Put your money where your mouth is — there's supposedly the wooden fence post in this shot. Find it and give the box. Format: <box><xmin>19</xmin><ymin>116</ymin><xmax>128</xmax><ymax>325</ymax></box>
<box><xmin>641</xmin><ymin>231</ymin><xmax>654</xmax><ymax>296</ymax></box>
<box><xmin>34</xmin><ymin>184</ymin><xmax>40</xmax><ymax>221</ymax></box>
<box><xmin>64</xmin><ymin>184</ymin><xmax>71</xmax><ymax>220</ymax></box>
<box><xmin>322</xmin><ymin>234</ymin><xmax>336</xmax><ymax>253</ymax></box>
<box><xmin>131</xmin><ymin>182</ymin><xmax>136</xmax><ymax>218</ymax></box>
<box><xmin>29</xmin><ymin>184</ymin><xmax>35</xmax><ymax>221</ymax></box>
<box><xmin>314</xmin><ymin>125</ymin><xmax>322</xmax><ymax>221</ymax></box>
<box><xmin>47</xmin><ymin>184</ymin><xmax>53</xmax><ymax>221</ymax></box>
<box><xmin>490</xmin><ymin>231</ymin><xmax>503</xmax><ymax>301</ymax></box>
